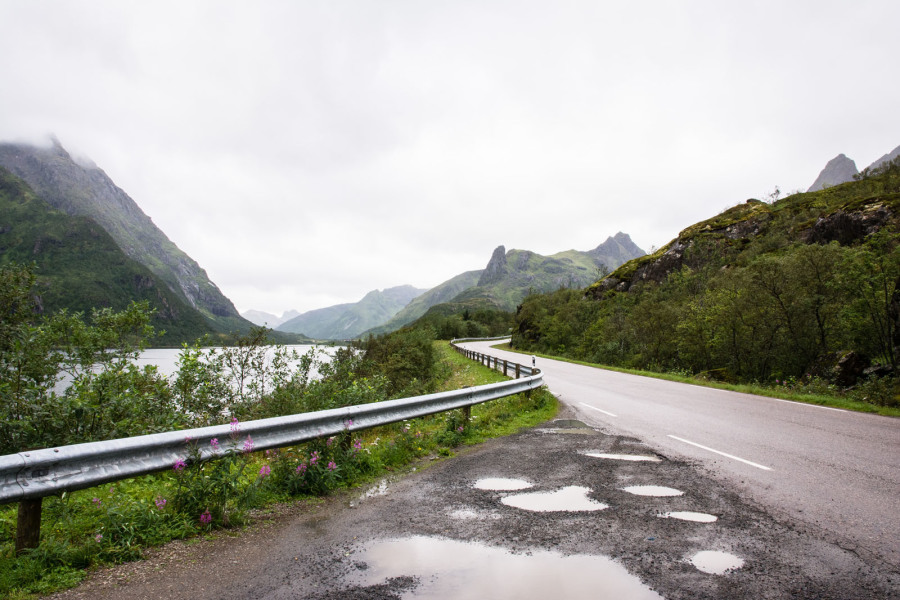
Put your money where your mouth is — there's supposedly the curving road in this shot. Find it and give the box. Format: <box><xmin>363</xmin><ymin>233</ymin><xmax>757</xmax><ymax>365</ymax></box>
<box><xmin>461</xmin><ymin>340</ymin><xmax>900</xmax><ymax>570</ymax></box>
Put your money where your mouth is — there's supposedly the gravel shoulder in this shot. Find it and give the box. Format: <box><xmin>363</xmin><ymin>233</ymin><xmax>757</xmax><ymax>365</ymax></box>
<box><xmin>47</xmin><ymin>405</ymin><xmax>899</xmax><ymax>600</ymax></box>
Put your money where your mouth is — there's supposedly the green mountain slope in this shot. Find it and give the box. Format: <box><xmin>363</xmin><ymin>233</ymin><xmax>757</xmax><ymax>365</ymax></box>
<box><xmin>365</xmin><ymin>233</ymin><xmax>644</xmax><ymax>336</ymax></box>
<box><xmin>0</xmin><ymin>139</ymin><xmax>253</xmax><ymax>335</ymax></box>
<box><xmin>515</xmin><ymin>157</ymin><xmax>900</xmax><ymax>389</ymax></box>
<box><xmin>277</xmin><ymin>285</ymin><xmax>426</xmax><ymax>339</ymax></box>
<box><xmin>0</xmin><ymin>167</ymin><xmax>214</xmax><ymax>344</ymax></box>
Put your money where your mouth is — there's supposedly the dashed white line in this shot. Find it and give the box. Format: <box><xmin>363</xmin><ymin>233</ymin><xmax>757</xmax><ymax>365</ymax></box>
<box><xmin>579</xmin><ymin>402</ymin><xmax>617</xmax><ymax>417</ymax></box>
<box><xmin>668</xmin><ymin>435</ymin><xmax>772</xmax><ymax>471</ymax></box>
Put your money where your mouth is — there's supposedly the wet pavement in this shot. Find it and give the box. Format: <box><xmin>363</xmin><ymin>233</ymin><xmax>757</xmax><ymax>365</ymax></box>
<box><xmin>49</xmin><ymin>409</ymin><xmax>899</xmax><ymax>600</ymax></box>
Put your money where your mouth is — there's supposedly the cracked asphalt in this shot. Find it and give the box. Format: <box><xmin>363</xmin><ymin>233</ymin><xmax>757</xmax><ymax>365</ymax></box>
<box><xmin>47</xmin><ymin>404</ymin><xmax>899</xmax><ymax>599</ymax></box>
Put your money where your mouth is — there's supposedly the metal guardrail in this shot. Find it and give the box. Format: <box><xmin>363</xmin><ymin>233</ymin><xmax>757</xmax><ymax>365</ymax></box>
<box><xmin>3</xmin><ymin>337</ymin><xmax>539</xmax><ymax>550</ymax></box>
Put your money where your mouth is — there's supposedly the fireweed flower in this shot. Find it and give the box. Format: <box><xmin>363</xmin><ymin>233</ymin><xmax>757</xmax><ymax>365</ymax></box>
<box><xmin>173</xmin><ymin>459</ymin><xmax>187</xmax><ymax>472</ymax></box>
<box><xmin>230</xmin><ymin>417</ymin><xmax>240</xmax><ymax>434</ymax></box>
<box><xmin>92</xmin><ymin>497</ymin><xmax>101</xmax><ymax>505</ymax></box>
<box><xmin>155</xmin><ymin>496</ymin><xmax>167</xmax><ymax>510</ymax></box>
<box><xmin>200</xmin><ymin>509</ymin><xmax>212</xmax><ymax>525</ymax></box>
<box><xmin>457</xmin><ymin>426</ymin><xmax>464</xmax><ymax>433</ymax></box>
<box><xmin>344</xmin><ymin>419</ymin><xmax>353</xmax><ymax>429</ymax></box>
<box><xmin>259</xmin><ymin>465</ymin><xmax>271</xmax><ymax>478</ymax></box>
<box><xmin>210</xmin><ymin>438</ymin><xmax>220</xmax><ymax>451</ymax></box>
<box><xmin>296</xmin><ymin>463</ymin><xmax>308</xmax><ymax>475</ymax></box>
<box><xmin>353</xmin><ymin>439</ymin><xmax>363</xmax><ymax>451</ymax></box>
<box><xmin>310</xmin><ymin>451</ymin><xmax>319</xmax><ymax>465</ymax></box>
<box><xmin>327</xmin><ymin>461</ymin><xmax>337</xmax><ymax>471</ymax></box>
<box><xmin>95</xmin><ymin>533</ymin><xmax>103</xmax><ymax>542</ymax></box>
<box><xmin>326</xmin><ymin>437</ymin><xmax>334</xmax><ymax>447</ymax></box>
<box><xmin>243</xmin><ymin>436</ymin><xmax>254</xmax><ymax>453</ymax></box>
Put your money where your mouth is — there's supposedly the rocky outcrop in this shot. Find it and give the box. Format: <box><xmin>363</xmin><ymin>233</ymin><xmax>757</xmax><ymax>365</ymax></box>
<box><xmin>478</xmin><ymin>245</ymin><xmax>509</xmax><ymax>286</ymax></box>
<box><xmin>808</xmin><ymin>154</ymin><xmax>859</xmax><ymax>192</ymax></box>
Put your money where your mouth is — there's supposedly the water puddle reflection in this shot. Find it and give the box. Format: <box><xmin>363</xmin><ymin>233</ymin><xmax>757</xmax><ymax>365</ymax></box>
<box><xmin>349</xmin><ymin>536</ymin><xmax>663</xmax><ymax>599</ymax></box>
<box><xmin>448</xmin><ymin>508</ymin><xmax>502</xmax><ymax>521</ymax></box>
<box><xmin>501</xmin><ymin>486</ymin><xmax>609</xmax><ymax>512</ymax></box>
<box><xmin>659</xmin><ymin>511</ymin><xmax>718</xmax><ymax>523</ymax></box>
<box><xmin>690</xmin><ymin>550</ymin><xmax>744</xmax><ymax>574</ymax></box>
<box><xmin>474</xmin><ymin>477</ymin><xmax>533</xmax><ymax>491</ymax></box>
<box><xmin>584</xmin><ymin>452</ymin><xmax>661</xmax><ymax>462</ymax></box>
<box><xmin>621</xmin><ymin>485</ymin><xmax>684</xmax><ymax>497</ymax></box>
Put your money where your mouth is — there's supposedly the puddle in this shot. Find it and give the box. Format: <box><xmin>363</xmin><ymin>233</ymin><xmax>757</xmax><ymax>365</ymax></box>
<box><xmin>621</xmin><ymin>485</ymin><xmax>684</xmax><ymax>497</ymax></box>
<box><xmin>659</xmin><ymin>511</ymin><xmax>718</xmax><ymax>523</ymax></box>
<box><xmin>584</xmin><ymin>452</ymin><xmax>661</xmax><ymax>462</ymax></box>
<box><xmin>501</xmin><ymin>486</ymin><xmax>609</xmax><ymax>512</ymax></box>
<box><xmin>362</xmin><ymin>479</ymin><xmax>390</xmax><ymax>498</ymax></box>
<box><xmin>448</xmin><ymin>508</ymin><xmax>502</xmax><ymax>521</ymax></box>
<box><xmin>537</xmin><ymin>428</ymin><xmax>598</xmax><ymax>435</ymax></box>
<box><xmin>349</xmin><ymin>536</ymin><xmax>663</xmax><ymax>599</ymax></box>
<box><xmin>474</xmin><ymin>478</ymin><xmax>533</xmax><ymax>491</ymax></box>
<box><xmin>690</xmin><ymin>550</ymin><xmax>745</xmax><ymax>574</ymax></box>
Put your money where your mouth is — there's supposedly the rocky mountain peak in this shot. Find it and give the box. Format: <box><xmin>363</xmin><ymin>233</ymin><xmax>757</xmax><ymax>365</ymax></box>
<box><xmin>808</xmin><ymin>154</ymin><xmax>859</xmax><ymax>192</ymax></box>
<box><xmin>478</xmin><ymin>245</ymin><xmax>508</xmax><ymax>286</ymax></box>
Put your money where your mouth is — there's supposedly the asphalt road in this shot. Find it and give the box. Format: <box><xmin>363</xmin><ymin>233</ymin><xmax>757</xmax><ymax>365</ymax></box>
<box><xmin>461</xmin><ymin>340</ymin><xmax>900</xmax><ymax>570</ymax></box>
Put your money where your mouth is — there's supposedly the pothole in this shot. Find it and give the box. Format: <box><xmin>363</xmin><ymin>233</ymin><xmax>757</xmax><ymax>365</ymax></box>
<box><xmin>690</xmin><ymin>550</ymin><xmax>745</xmax><ymax>574</ymax></box>
<box><xmin>348</xmin><ymin>536</ymin><xmax>663</xmax><ymax>599</ymax></box>
<box><xmin>584</xmin><ymin>452</ymin><xmax>662</xmax><ymax>462</ymax></box>
<box><xmin>659</xmin><ymin>511</ymin><xmax>718</xmax><ymax>523</ymax></box>
<box><xmin>501</xmin><ymin>486</ymin><xmax>609</xmax><ymax>512</ymax></box>
<box><xmin>474</xmin><ymin>477</ymin><xmax>533</xmax><ymax>491</ymax></box>
<box><xmin>621</xmin><ymin>485</ymin><xmax>684</xmax><ymax>497</ymax></box>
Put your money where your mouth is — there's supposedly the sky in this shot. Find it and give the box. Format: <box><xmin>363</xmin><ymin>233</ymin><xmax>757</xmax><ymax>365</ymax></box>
<box><xmin>1</xmin><ymin>1</ymin><xmax>898</xmax><ymax>316</ymax></box>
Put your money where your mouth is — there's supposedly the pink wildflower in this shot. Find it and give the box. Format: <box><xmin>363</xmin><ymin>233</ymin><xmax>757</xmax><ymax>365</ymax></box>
<box><xmin>296</xmin><ymin>463</ymin><xmax>308</xmax><ymax>475</ymax></box>
<box><xmin>173</xmin><ymin>459</ymin><xmax>187</xmax><ymax>472</ymax></box>
<box><xmin>155</xmin><ymin>496</ymin><xmax>167</xmax><ymax>510</ymax></box>
<box><xmin>210</xmin><ymin>438</ymin><xmax>220</xmax><ymax>451</ymax></box>
<box><xmin>200</xmin><ymin>509</ymin><xmax>212</xmax><ymax>525</ymax></box>
<box><xmin>259</xmin><ymin>464</ymin><xmax>271</xmax><ymax>478</ymax></box>
<box><xmin>327</xmin><ymin>461</ymin><xmax>337</xmax><ymax>471</ymax></box>
<box><xmin>310</xmin><ymin>451</ymin><xmax>319</xmax><ymax>465</ymax></box>
<box><xmin>243</xmin><ymin>436</ymin><xmax>254</xmax><ymax>453</ymax></box>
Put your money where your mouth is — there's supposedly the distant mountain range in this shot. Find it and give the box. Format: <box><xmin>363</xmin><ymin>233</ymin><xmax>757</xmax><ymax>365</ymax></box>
<box><xmin>241</xmin><ymin>233</ymin><xmax>645</xmax><ymax>340</ymax></box>
<box><xmin>808</xmin><ymin>144</ymin><xmax>900</xmax><ymax>191</ymax></box>
<box><xmin>273</xmin><ymin>285</ymin><xmax>427</xmax><ymax>339</ymax></box>
<box><xmin>0</xmin><ymin>139</ymin><xmax>256</xmax><ymax>337</ymax></box>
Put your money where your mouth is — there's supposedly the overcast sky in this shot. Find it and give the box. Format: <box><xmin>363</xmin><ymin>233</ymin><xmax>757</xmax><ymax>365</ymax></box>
<box><xmin>1</xmin><ymin>1</ymin><xmax>898</xmax><ymax>316</ymax></box>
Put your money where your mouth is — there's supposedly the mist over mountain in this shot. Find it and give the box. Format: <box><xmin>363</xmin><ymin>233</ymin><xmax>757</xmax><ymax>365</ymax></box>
<box><xmin>241</xmin><ymin>309</ymin><xmax>301</xmax><ymax>328</ymax></box>
<box><xmin>0</xmin><ymin>138</ymin><xmax>254</xmax><ymax>335</ymax></box>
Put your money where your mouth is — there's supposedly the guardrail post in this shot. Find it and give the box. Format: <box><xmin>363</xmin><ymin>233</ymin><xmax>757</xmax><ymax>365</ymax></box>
<box><xmin>515</xmin><ymin>363</ymin><xmax>521</xmax><ymax>379</ymax></box>
<box><xmin>463</xmin><ymin>405</ymin><xmax>471</xmax><ymax>425</ymax></box>
<box><xmin>16</xmin><ymin>498</ymin><xmax>42</xmax><ymax>554</ymax></box>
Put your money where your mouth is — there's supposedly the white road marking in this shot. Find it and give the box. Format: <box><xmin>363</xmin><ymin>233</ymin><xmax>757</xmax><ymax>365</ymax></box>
<box><xmin>579</xmin><ymin>402</ymin><xmax>617</xmax><ymax>417</ymax></box>
<box><xmin>668</xmin><ymin>435</ymin><xmax>772</xmax><ymax>471</ymax></box>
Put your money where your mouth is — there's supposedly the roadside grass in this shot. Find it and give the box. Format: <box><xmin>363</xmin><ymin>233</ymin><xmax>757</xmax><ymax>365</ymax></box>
<box><xmin>496</xmin><ymin>343</ymin><xmax>900</xmax><ymax>418</ymax></box>
<box><xmin>0</xmin><ymin>341</ymin><xmax>556</xmax><ymax>599</ymax></box>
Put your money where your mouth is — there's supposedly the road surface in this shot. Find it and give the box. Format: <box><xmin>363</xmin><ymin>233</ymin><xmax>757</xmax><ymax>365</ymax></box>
<box><xmin>461</xmin><ymin>340</ymin><xmax>900</xmax><ymax>570</ymax></box>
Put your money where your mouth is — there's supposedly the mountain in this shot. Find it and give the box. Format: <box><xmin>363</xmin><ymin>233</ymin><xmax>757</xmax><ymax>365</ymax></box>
<box><xmin>366</xmin><ymin>233</ymin><xmax>645</xmax><ymax>335</ymax></box>
<box><xmin>808</xmin><ymin>154</ymin><xmax>859</xmax><ymax>192</ymax></box>
<box><xmin>451</xmin><ymin>233</ymin><xmax>645</xmax><ymax>312</ymax></box>
<box><xmin>0</xmin><ymin>166</ymin><xmax>214</xmax><ymax>344</ymax></box>
<box><xmin>366</xmin><ymin>270</ymin><xmax>483</xmax><ymax>335</ymax></box>
<box><xmin>241</xmin><ymin>309</ymin><xmax>301</xmax><ymax>328</ymax></box>
<box><xmin>866</xmin><ymin>144</ymin><xmax>900</xmax><ymax>172</ymax></box>
<box><xmin>0</xmin><ymin>138</ymin><xmax>253</xmax><ymax>335</ymax></box>
<box><xmin>277</xmin><ymin>285</ymin><xmax>426</xmax><ymax>339</ymax></box>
